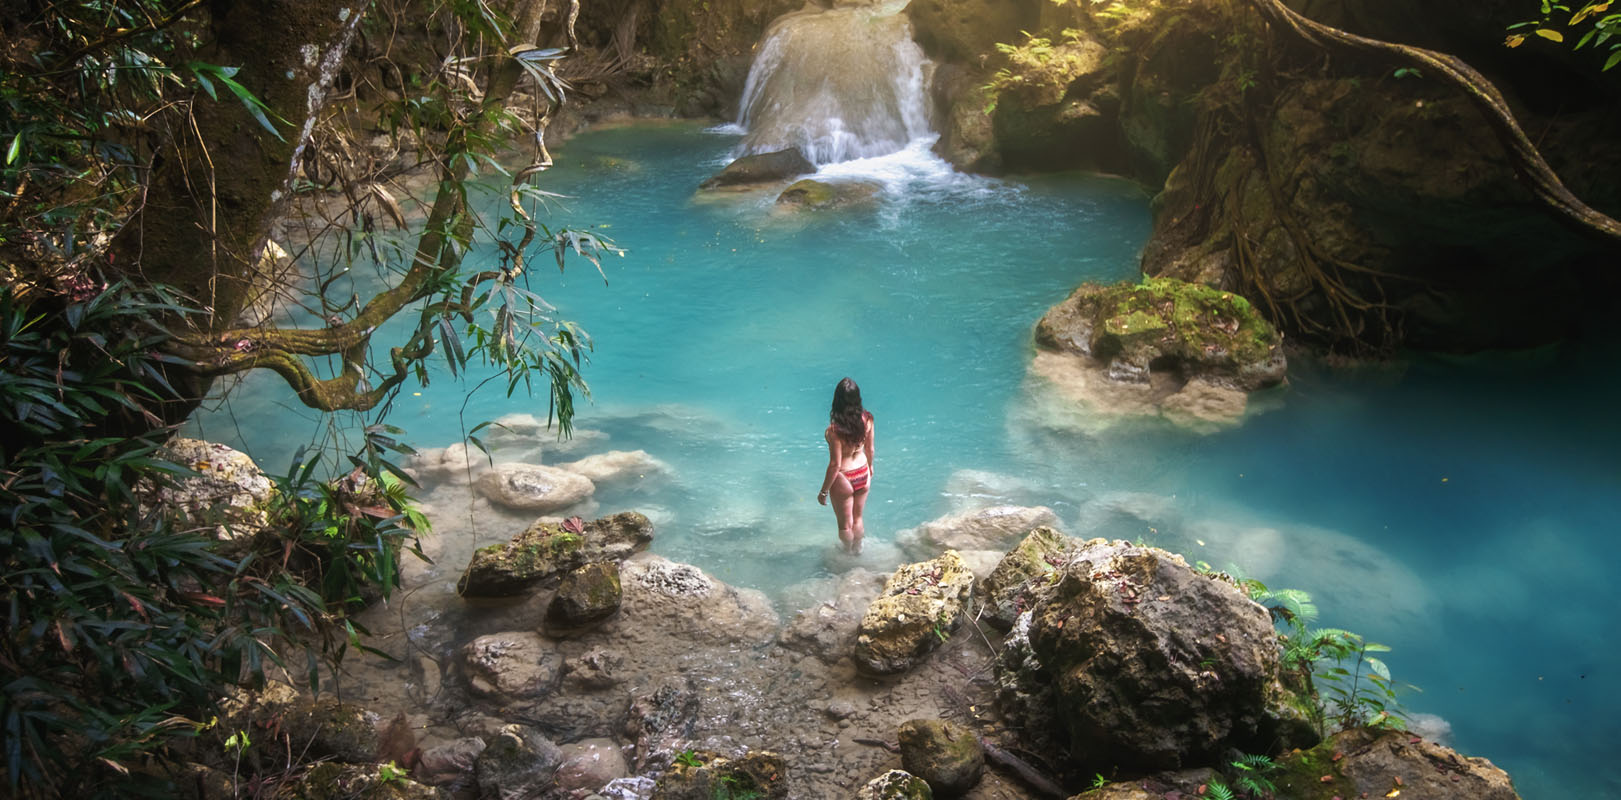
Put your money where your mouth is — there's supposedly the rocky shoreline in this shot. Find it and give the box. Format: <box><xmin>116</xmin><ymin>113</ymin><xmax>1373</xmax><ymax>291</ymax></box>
<box><xmin>170</xmin><ymin>438</ymin><xmax>1521</xmax><ymax>799</ymax></box>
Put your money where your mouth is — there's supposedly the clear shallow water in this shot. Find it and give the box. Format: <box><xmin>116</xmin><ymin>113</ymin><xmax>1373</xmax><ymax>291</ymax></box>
<box><xmin>189</xmin><ymin>122</ymin><xmax>1620</xmax><ymax>799</ymax></box>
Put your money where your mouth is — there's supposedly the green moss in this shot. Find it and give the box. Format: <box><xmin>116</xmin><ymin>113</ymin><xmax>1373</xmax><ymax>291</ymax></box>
<box><xmin>1271</xmin><ymin>736</ymin><xmax>1356</xmax><ymax>800</ymax></box>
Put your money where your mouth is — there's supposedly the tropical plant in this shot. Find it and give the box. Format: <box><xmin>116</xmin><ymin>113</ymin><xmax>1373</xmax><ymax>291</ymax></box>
<box><xmin>0</xmin><ymin>283</ymin><xmax>334</xmax><ymax>797</ymax></box>
<box><xmin>1247</xmin><ymin>582</ymin><xmax>1409</xmax><ymax>737</ymax></box>
<box><xmin>1507</xmin><ymin>0</ymin><xmax>1621</xmax><ymax>71</ymax></box>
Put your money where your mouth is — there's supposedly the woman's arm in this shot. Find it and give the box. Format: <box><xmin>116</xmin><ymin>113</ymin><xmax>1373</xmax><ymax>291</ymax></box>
<box><xmin>863</xmin><ymin>417</ymin><xmax>875</xmax><ymax>483</ymax></box>
<box><xmin>818</xmin><ymin>429</ymin><xmax>841</xmax><ymax>505</ymax></box>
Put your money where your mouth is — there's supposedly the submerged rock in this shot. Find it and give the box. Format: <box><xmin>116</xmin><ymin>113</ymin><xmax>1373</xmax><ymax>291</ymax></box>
<box><xmin>775</xmin><ymin>178</ymin><xmax>882</xmax><ymax>210</ymax></box>
<box><xmin>474</xmin><ymin>462</ymin><xmax>595</xmax><ymax>512</ymax></box>
<box><xmin>651</xmin><ymin>750</ymin><xmax>789</xmax><ymax>800</ymax></box>
<box><xmin>625</xmin><ymin>678</ymin><xmax>702</xmax><ymax>772</ymax></box>
<box><xmin>474</xmin><ymin>724</ymin><xmax>563</xmax><ymax>800</ymax></box>
<box><xmin>555</xmin><ymin>449</ymin><xmax>667</xmax><ymax>485</ymax></box>
<box><xmin>699</xmin><ymin>148</ymin><xmax>814</xmax><ymax>190</ymax></box>
<box><xmin>856</xmin><ymin>769</ymin><xmax>934</xmax><ymax>800</ymax></box>
<box><xmin>461</xmin><ymin>632</ymin><xmax>561</xmax><ymax>702</ymax></box>
<box><xmin>545</xmin><ymin>561</ymin><xmax>623</xmax><ymax>636</ymax></box>
<box><xmin>998</xmin><ymin>540</ymin><xmax>1315</xmax><ymax>772</ymax></box>
<box><xmin>853</xmin><ymin>551</ymin><xmax>975</xmax><ymax>675</ymax></box>
<box><xmin>457</xmin><ymin>511</ymin><xmax>653</xmax><ymax>597</ymax></box>
<box><xmin>1275</xmin><ymin>727</ymin><xmax>1521</xmax><ymax>799</ymax></box>
<box><xmin>414</xmin><ymin>737</ymin><xmax>486</xmax><ymax>787</ymax></box>
<box><xmin>897</xmin><ymin>719</ymin><xmax>984</xmax><ymax>797</ymax></box>
<box><xmin>554</xmin><ymin>738</ymin><xmax>631</xmax><ymax>795</ymax></box>
<box><xmin>619</xmin><ymin>553</ymin><xmax>779</xmax><ymax>644</ymax></box>
<box><xmin>896</xmin><ymin>504</ymin><xmax>1061</xmax><ymax>558</ymax></box>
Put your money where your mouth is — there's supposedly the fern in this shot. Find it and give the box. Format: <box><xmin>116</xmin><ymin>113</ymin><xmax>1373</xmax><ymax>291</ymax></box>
<box><xmin>1203</xmin><ymin>779</ymin><xmax>1236</xmax><ymax>800</ymax></box>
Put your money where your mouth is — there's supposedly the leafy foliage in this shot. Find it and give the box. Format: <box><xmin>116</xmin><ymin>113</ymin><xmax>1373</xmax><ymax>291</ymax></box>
<box><xmin>1247</xmin><ymin>582</ymin><xmax>1410</xmax><ymax>737</ymax></box>
<box><xmin>1507</xmin><ymin>1</ymin><xmax>1621</xmax><ymax>71</ymax></box>
<box><xmin>0</xmin><ymin>283</ymin><xmax>322</xmax><ymax>797</ymax></box>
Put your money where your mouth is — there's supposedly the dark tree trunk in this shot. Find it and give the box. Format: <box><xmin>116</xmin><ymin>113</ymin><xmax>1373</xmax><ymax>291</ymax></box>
<box><xmin>118</xmin><ymin>0</ymin><xmax>362</xmax><ymax>331</ymax></box>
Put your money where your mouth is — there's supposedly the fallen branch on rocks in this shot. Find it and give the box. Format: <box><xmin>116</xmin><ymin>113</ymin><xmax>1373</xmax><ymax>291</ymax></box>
<box><xmin>981</xmin><ymin>737</ymin><xmax>1068</xmax><ymax>798</ymax></box>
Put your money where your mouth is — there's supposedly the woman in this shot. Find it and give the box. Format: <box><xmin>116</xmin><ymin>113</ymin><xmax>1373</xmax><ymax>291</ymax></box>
<box><xmin>818</xmin><ymin>377</ymin><xmax>875</xmax><ymax>554</ymax></box>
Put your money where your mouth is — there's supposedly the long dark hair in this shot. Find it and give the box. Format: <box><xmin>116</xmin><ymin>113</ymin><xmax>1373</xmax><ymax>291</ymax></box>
<box><xmin>829</xmin><ymin>377</ymin><xmax>869</xmax><ymax>445</ymax></box>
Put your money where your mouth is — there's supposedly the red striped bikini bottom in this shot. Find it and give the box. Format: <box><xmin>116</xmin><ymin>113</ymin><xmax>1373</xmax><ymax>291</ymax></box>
<box><xmin>842</xmin><ymin>463</ymin><xmax>869</xmax><ymax>492</ymax></box>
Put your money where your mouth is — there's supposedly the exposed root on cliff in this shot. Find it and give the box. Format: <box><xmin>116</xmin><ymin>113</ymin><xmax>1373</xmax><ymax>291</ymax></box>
<box><xmin>1245</xmin><ymin>0</ymin><xmax>1621</xmax><ymax>246</ymax></box>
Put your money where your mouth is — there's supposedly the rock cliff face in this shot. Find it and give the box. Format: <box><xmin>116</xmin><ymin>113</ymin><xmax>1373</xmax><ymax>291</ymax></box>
<box><xmin>907</xmin><ymin>0</ymin><xmax>1621</xmax><ymax>353</ymax></box>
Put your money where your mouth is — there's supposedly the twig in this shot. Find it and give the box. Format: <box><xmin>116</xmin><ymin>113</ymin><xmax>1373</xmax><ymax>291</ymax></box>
<box><xmin>981</xmin><ymin>737</ymin><xmax>1068</xmax><ymax>799</ymax></box>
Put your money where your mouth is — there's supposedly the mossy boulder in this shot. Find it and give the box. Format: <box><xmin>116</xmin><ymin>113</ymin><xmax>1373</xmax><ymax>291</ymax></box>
<box><xmin>544</xmin><ymin>561</ymin><xmax>623</xmax><ymax>636</ymax></box>
<box><xmin>1273</xmin><ymin>726</ymin><xmax>1521</xmax><ymax>799</ymax></box>
<box><xmin>854</xmin><ymin>551</ymin><xmax>975</xmax><ymax>675</ymax></box>
<box><xmin>857</xmin><ymin>769</ymin><xmax>935</xmax><ymax>800</ymax></box>
<box><xmin>457</xmin><ymin>511</ymin><xmax>653</xmax><ymax>597</ymax></box>
<box><xmin>650</xmin><ymin>750</ymin><xmax>789</xmax><ymax>800</ymax></box>
<box><xmin>699</xmin><ymin>148</ymin><xmax>814</xmax><ymax>191</ymax></box>
<box><xmin>776</xmin><ymin>178</ymin><xmax>882</xmax><ymax>210</ymax></box>
<box><xmin>897</xmin><ymin>719</ymin><xmax>984</xmax><ymax>797</ymax></box>
<box><xmin>998</xmin><ymin>541</ymin><xmax>1317</xmax><ymax>773</ymax></box>
<box><xmin>1035</xmin><ymin>276</ymin><xmax>1286</xmax><ymax>391</ymax></box>
<box><xmin>979</xmin><ymin>527</ymin><xmax>1078</xmax><ymax>630</ymax></box>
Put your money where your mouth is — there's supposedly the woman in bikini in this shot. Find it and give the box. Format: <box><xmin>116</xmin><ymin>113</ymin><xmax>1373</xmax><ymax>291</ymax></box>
<box><xmin>818</xmin><ymin>377</ymin><xmax>875</xmax><ymax>554</ymax></box>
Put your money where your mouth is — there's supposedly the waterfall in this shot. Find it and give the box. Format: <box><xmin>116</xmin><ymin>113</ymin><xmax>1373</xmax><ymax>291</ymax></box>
<box><xmin>734</xmin><ymin>1</ymin><xmax>934</xmax><ymax>166</ymax></box>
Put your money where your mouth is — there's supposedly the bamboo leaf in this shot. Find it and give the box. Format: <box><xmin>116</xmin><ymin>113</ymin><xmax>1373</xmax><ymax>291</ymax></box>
<box><xmin>1535</xmin><ymin>28</ymin><xmax>1566</xmax><ymax>41</ymax></box>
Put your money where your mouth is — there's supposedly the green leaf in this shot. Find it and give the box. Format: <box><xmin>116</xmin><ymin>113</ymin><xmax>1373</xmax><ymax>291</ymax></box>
<box><xmin>1605</xmin><ymin>49</ymin><xmax>1621</xmax><ymax>70</ymax></box>
<box><xmin>5</xmin><ymin>134</ymin><xmax>20</xmax><ymax>166</ymax></box>
<box><xmin>1536</xmin><ymin>27</ymin><xmax>1567</xmax><ymax>41</ymax></box>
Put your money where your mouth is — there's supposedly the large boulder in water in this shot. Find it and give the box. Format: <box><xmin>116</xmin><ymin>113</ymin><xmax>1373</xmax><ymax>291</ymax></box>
<box><xmin>699</xmin><ymin>148</ymin><xmax>814</xmax><ymax>190</ymax></box>
<box><xmin>461</xmin><ymin>631</ymin><xmax>561</xmax><ymax>702</ymax></box>
<box><xmin>979</xmin><ymin>526</ymin><xmax>1077</xmax><ymax>630</ymax></box>
<box><xmin>854</xmin><ymin>551</ymin><xmax>975</xmax><ymax>675</ymax></box>
<box><xmin>996</xmin><ymin>540</ymin><xmax>1315</xmax><ymax>772</ymax></box>
<box><xmin>474</xmin><ymin>462</ymin><xmax>594</xmax><ymax>512</ymax></box>
<box><xmin>1274</xmin><ymin>727</ymin><xmax>1521</xmax><ymax>799</ymax></box>
<box><xmin>1036</xmin><ymin>276</ymin><xmax>1285</xmax><ymax>391</ymax></box>
<box><xmin>457</xmin><ymin>511</ymin><xmax>653</xmax><ymax>597</ymax></box>
<box><xmin>776</xmin><ymin>178</ymin><xmax>882</xmax><ymax>210</ymax></box>
<box><xmin>544</xmin><ymin>561</ymin><xmax>623</xmax><ymax>636</ymax></box>
<box><xmin>896</xmin><ymin>505</ymin><xmax>1061</xmax><ymax>558</ymax></box>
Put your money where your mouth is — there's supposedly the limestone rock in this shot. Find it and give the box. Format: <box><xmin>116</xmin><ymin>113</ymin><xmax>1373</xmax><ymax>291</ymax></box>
<box><xmin>651</xmin><ymin>750</ymin><xmax>788</xmax><ymax>800</ymax></box>
<box><xmin>624</xmin><ymin>678</ymin><xmax>702</xmax><ymax>772</ymax></box>
<box><xmin>563</xmin><ymin>647</ymin><xmax>625</xmax><ymax>690</ymax></box>
<box><xmin>1000</xmin><ymin>540</ymin><xmax>1316</xmax><ymax>772</ymax></box>
<box><xmin>457</xmin><ymin>511</ymin><xmax>653</xmax><ymax>597</ymax></box>
<box><xmin>699</xmin><ymin>148</ymin><xmax>813</xmax><ymax>190</ymax></box>
<box><xmin>554</xmin><ymin>738</ymin><xmax>630</xmax><ymax>795</ymax></box>
<box><xmin>474</xmin><ymin>724</ymin><xmax>563</xmax><ymax>800</ymax></box>
<box><xmin>555</xmin><ymin>449</ymin><xmax>666</xmax><ymax>485</ymax></box>
<box><xmin>897</xmin><ymin>505</ymin><xmax>1061</xmax><ymax>558</ymax></box>
<box><xmin>857</xmin><ymin>769</ymin><xmax>934</xmax><ymax>800</ymax></box>
<box><xmin>980</xmin><ymin>527</ymin><xmax>1078</xmax><ymax>630</ymax></box>
<box><xmin>619</xmin><ymin>553</ymin><xmax>780</xmax><ymax>645</ymax></box>
<box><xmin>144</xmin><ymin>438</ymin><xmax>275</xmax><ymax>545</ymax></box>
<box><xmin>897</xmin><ymin>719</ymin><xmax>984</xmax><ymax>797</ymax></box>
<box><xmin>414</xmin><ymin>737</ymin><xmax>486</xmax><ymax>787</ymax></box>
<box><xmin>544</xmin><ymin>561</ymin><xmax>623</xmax><ymax>636</ymax></box>
<box><xmin>461</xmin><ymin>632</ymin><xmax>560</xmax><ymax>702</ymax></box>
<box><xmin>1035</xmin><ymin>277</ymin><xmax>1286</xmax><ymax>392</ymax></box>
<box><xmin>853</xmin><ymin>551</ymin><xmax>975</xmax><ymax>675</ymax></box>
<box><xmin>775</xmin><ymin>178</ymin><xmax>881</xmax><ymax>210</ymax></box>
<box><xmin>474</xmin><ymin>463</ymin><xmax>594</xmax><ymax>512</ymax></box>
<box><xmin>407</xmin><ymin>441</ymin><xmax>483</xmax><ymax>484</ymax></box>
<box><xmin>780</xmin><ymin>569</ymin><xmax>885</xmax><ymax>663</ymax></box>
<box><xmin>1276</xmin><ymin>727</ymin><xmax>1521</xmax><ymax>800</ymax></box>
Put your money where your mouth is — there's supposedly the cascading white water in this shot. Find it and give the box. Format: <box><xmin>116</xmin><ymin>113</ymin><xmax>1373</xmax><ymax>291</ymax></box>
<box><xmin>734</xmin><ymin>1</ymin><xmax>935</xmax><ymax>165</ymax></box>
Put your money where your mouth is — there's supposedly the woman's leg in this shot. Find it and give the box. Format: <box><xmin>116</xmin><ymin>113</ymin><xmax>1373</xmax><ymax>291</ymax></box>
<box><xmin>830</xmin><ymin>474</ymin><xmax>855</xmax><ymax>552</ymax></box>
<box><xmin>849</xmin><ymin>487</ymin><xmax>869</xmax><ymax>554</ymax></box>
